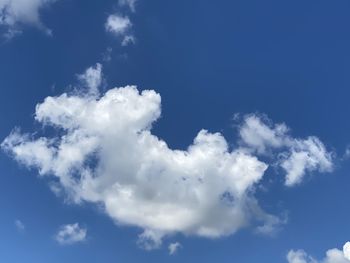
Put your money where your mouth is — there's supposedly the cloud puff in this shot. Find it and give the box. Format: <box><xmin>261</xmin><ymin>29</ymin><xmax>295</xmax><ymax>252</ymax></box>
<box><xmin>1</xmin><ymin>67</ymin><xmax>333</xmax><ymax>248</ymax></box>
<box><xmin>287</xmin><ymin>243</ymin><xmax>350</xmax><ymax>263</ymax></box>
<box><xmin>168</xmin><ymin>242</ymin><xmax>181</xmax><ymax>255</ymax></box>
<box><xmin>54</xmin><ymin>223</ymin><xmax>87</xmax><ymax>245</ymax></box>
<box><xmin>0</xmin><ymin>0</ymin><xmax>56</xmax><ymax>37</ymax></box>
<box><xmin>105</xmin><ymin>14</ymin><xmax>134</xmax><ymax>46</ymax></box>
<box><xmin>238</xmin><ymin>115</ymin><xmax>333</xmax><ymax>186</ymax></box>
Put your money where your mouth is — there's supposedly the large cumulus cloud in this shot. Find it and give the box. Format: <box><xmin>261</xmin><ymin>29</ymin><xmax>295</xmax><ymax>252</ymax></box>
<box><xmin>1</xmin><ymin>65</ymin><xmax>334</xmax><ymax>249</ymax></box>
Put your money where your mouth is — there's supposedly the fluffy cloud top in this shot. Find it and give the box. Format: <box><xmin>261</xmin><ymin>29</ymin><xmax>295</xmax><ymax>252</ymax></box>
<box><xmin>1</xmin><ymin>66</ymin><xmax>334</xmax><ymax>248</ymax></box>
<box><xmin>0</xmin><ymin>0</ymin><xmax>55</xmax><ymax>37</ymax></box>
<box><xmin>344</xmin><ymin>242</ymin><xmax>350</xmax><ymax>261</ymax></box>
<box><xmin>55</xmin><ymin>223</ymin><xmax>87</xmax><ymax>245</ymax></box>
<box><xmin>287</xmin><ymin>242</ymin><xmax>350</xmax><ymax>263</ymax></box>
<box><xmin>105</xmin><ymin>14</ymin><xmax>134</xmax><ymax>46</ymax></box>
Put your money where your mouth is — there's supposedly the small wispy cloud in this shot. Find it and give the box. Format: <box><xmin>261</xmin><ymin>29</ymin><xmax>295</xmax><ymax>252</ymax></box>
<box><xmin>14</xmin><ymin>219</ymin><xmax>25</xmax><ymax>232</ymax></box>
<box><xmin>168</xmin><ymin>242</ymin><xmax>181</xmax><ymax>255</ymax></box>
<box><xmin>54</xmin><ymin>223</ymin><xmax>87</xmax><ymax>245</ymax></box>
<box><xmin>77</xmin><ymin>63</ymin><xmax>103</xmax><ymax>96</ymax></box>
<box><xmin>342</xmin><ymin>145</ymin><xmax>350</xmax><ymax>160</ymax></box>
<box><xmin>119</xmin><ymin>0</ymin><xmax>137</xmax><ymax>12</ymax></box>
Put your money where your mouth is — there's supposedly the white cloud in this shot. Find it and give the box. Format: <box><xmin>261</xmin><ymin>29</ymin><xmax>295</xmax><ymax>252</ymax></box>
<box><xmin>121</xmin><ymin>34</ymin><xmax>135</xmax><ymax>46</ymax></box>
<box><xmin>281</xmin><ymin>137</ymin><xmax>333</xmax><ymax>186</ymax></box>
<box><xmin>1</xmin><ymin>67</ymin><xmax>333</xmax><ymax>249</ymax></box>
<box><xmin>0</xmin><ymin>86</ymin><xmax>276</xmax><ymax>247</ymax></box>
<box><xmin>14</xmin><ymin>219</ymin><xmax>25</xmax><ymax>232</ymax></box>
<box><xmin>55</xmin><ymin>223</ymin><xmax>87</xmax><ymax>245</ymax></box>
<box><xmin>77</xmin><ymin>63</ymin><xmax>103</xmax><ymax>96</ymax></box>
<box><xmin>344</xmin><ymin>242</ymin><xmax>350</xmax><ymax>261</ymax></box>
<box><xmin>287</xmin><ymin>249</ymin><xmax>316</xmax><ymax>263</ymax></box>
<box><xmin>342</xmin><ymin>146</ymin><xmax>350</xmax><ymax>160</ymax></box>
<box><xmin>239</xmin><ymin>114</ymin><xmax>289</xmax><ymax>154</ymax></box>
<box><xmin>0</xmin><ymin>0</ymin><xmax>56</xmax><ymax>37</ymax></box>
<box><xmin>119</xmin><ymin>0</ymin><xmax>137</xmax><ymax>12</ymax></box>
<box><xmin>287</xmin><ymin>243</ymin><xmax>350</xmax><ymax>263</ymax></box>
<box><xmin>239</xmin><ymin>115</ymin><xmax>333</xmax><ymax>186</ymax></box>
<box><xmin>137</xmin><ymin>229</ymin><xmax>164</xmax><ymax>250</ymax></box>
<box><xmin>105</xmin><ymin>14</ymin><xmax>134</xmax><ymax>46</ymax></box>
<box><xmin>105</xmin><ymin>14</ymin><xmax>131</xmax><ymax>35</ymax></box>
<box><xmin>168</xmin><ymin>242</ymin><xmax>181</xmax><ymax>255</ymax></box>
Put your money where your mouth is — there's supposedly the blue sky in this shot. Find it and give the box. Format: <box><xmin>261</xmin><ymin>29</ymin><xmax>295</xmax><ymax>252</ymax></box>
<box><xmin>1</xmin><ymin>0</ymin><xmax>350</xmax><ymax>262</ymax></box>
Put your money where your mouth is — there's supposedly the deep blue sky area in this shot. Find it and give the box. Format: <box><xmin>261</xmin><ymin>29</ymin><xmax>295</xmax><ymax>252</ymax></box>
<box><xmin>1</xmin><ymin>0</ymin><xmax>350</xmax><ymax>262</ymax></box>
